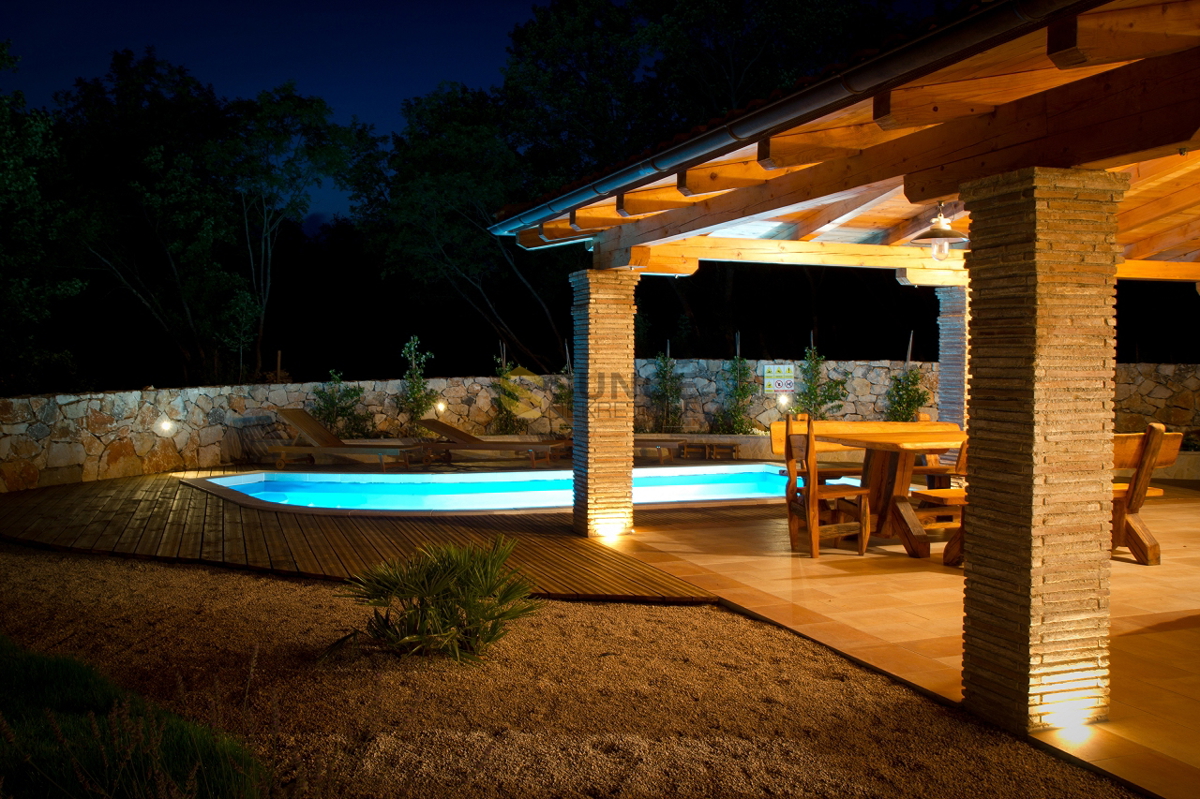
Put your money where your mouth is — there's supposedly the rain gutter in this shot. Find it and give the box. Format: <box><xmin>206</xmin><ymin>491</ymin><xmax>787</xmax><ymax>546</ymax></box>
<box><xmin>488</xmin><ymin>0</ymin><xmax>1111</xmax><ymax>237</ymax></box>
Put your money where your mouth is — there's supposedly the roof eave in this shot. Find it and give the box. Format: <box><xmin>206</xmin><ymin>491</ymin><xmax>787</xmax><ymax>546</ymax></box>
<box><xmin>489</xmin><ymin>0</ymin><xmax>1111</xmax><ymax>237</ymax></box>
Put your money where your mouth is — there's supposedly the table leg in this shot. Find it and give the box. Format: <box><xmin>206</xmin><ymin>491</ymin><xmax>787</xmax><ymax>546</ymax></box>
<box><xmin>882</xmin><ymin>452</ymin><xmax>931</xmax><ymax>558</ymax></box>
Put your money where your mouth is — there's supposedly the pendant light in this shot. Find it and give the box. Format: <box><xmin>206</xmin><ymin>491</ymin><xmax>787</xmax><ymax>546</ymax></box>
<box><xmin>911</xmin><ymin>202</ymin><xmax>969</xmax><ymax>261</ymax></box>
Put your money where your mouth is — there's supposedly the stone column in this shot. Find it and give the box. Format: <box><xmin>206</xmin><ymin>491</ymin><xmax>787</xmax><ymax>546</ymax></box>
<box><xmin>958</xmin><ymin>166</ymin><xmax>1128</xmax><ymax>733</ymax></box>
<box><xmin>570</xmin><ymin>269</ymin><xmax>641</xmax><ymax>537</ymax></box>
<box><xmin>935</xmin><ymin>286</ymin><xmax>969</xmax><ymax>429</ymax></box>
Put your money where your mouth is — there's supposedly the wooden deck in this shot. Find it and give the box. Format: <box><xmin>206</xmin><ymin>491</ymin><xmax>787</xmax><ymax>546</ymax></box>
<box><xmin>0</xmin><ymin>469</ymin><xmax>714</xmax><ymax>604</ymax></box>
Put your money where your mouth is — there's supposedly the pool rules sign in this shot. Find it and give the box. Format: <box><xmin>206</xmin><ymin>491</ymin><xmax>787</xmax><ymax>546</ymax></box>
<box><xmin>763</xmin><ymin>364</ymin><xmax>794</xmax><ymax>395</ymax></box>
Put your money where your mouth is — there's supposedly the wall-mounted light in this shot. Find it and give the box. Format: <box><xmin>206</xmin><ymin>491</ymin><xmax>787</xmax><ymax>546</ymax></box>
<box><xmin>157</xmin><ymin>418</ymin><xmax>176</xmax><ymax>435</ymax></box>
<box><xmin>911</xmin><ymin>202</ymin><xmax>969</xmax><ymax>261</ymax></box>
<box><xmin>776</xmin><ymin>393</ymin><xmax>792</xmax><ymax>407</ymax></box>
<box><xmin>435</xmin><ymin>400</ymin><xmax>447</xmax><ymax>414</ymax></box>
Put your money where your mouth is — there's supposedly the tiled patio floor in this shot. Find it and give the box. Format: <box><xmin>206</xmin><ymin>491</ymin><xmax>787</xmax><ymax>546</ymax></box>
<box><xmin>611</xmin><ymin>480</ymin><xmax>1200</xmax><ymax>799</ymax></box>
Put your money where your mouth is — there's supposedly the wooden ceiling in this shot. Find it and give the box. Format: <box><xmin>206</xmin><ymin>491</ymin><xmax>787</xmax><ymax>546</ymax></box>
<box><xmin>510</xmin><ymin>0</ymin><xmax>1200</xmax><ymax>288</ymax></box>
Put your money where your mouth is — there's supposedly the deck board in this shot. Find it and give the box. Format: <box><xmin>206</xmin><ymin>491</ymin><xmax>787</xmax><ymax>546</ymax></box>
<box><xmin>0</xmin><ymin>470</ymin><xmax>713</xmax><ymax>603</ymax></box>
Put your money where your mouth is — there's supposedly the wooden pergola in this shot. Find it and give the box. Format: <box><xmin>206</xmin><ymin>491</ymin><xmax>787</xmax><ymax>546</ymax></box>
<box><xmin>490</xmin><ymin>0</ymin><xmax>1200</xmax><ymax>734</ymax></box>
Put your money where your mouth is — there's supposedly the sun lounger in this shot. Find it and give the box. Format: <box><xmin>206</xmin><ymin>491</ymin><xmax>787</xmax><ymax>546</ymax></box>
<box><xmin>268</xmin><ymin>408</ymin><xmax>423</xmax><ymax>471</ymax></box>
<box><xmin>416</xmin><ymin>418</ymin><xmax>570</xmax><ymax>467</ymax></box>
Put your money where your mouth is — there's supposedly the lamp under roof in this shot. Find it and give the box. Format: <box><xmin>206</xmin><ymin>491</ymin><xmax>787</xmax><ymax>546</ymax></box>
<box><xmin>911</xmin><ymin>202</ymin><xmax>969</xmax><ymax>261</ymax></box>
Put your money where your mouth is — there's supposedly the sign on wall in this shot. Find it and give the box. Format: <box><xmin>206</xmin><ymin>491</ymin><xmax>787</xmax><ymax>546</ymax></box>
<box><xmin>763</xmin><ymin>363</ymin><xmax>795</xmax><ymax>395</ymax></box>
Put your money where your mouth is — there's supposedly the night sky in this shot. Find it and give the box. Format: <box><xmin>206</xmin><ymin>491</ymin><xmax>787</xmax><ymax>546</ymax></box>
<box><xmin>6</xmin><ymin>1</ymin><xmax>1199</xmax><ymax>373</ymax></box>
<box><xmin>6</xmin><ymin>0</ymin><xmax>537</xmax><ymax>219</ymax></box>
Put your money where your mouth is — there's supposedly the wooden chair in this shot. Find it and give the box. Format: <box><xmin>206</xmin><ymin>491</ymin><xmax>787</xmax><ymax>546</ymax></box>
<box><xmin>416</xmin><ymin>418</ymin><xmax>571</xmax><ymax>467</ymax></box>
<box><xmin>268</xmin><ymin>408</ymin><xmax>422</xmax><ymax>471</ymax></box>
<box><xmin>784</xmin><ymin>414</ymin><xmax>871</xmax><ymax>557</ymax></box>
<box><xmin>909</xmin><ymin>441</ymin><xmax>969</xmax><ymax>567</ymax></box>
<box><xmin>1112</xmin><ymin>423</ymin><xmax>1183</xmax><ymax>566</ymax></box>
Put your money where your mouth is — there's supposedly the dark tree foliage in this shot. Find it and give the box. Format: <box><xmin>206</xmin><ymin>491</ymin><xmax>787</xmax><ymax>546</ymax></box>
<box><xmin>52</xmin><ymin>49</ymin><xmax>241</xmax><ymax>384</ymax></box>
<box><xmin>353</xmin><ymin>84</ymin><xmax>575</xmax><ymax>372</ymax></box>
<box><xmin>0</xmin><ymin>41</ymin><xmax>84</xmax><ymax>395</ymax></box>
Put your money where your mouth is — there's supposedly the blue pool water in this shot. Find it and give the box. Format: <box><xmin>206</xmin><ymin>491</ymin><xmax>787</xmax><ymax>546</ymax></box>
<box><xmin>208</xmin><ymin>464</ymin><xmax>790</xmax><ymax>512</ymax></box>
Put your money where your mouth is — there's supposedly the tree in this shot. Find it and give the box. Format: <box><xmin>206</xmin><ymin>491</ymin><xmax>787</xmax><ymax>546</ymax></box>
<box><xmin>0</xmin><ymin>41</ymin><xmax>84</xmax><ymax>394</ymax></box>
<box><xmin>502</xmin><ymin>0</ymin><xmax>657</xmax><ymax>190</ymax></box>
<box><xmin>220</xmin><ymin>83</ymin><xmax>375</xmax><ymax>374</ymax></box>
<box><xmin>355</xmin><ymin>84</ymin><xmax>569</xmax><ymax>371</ymax></box>
<box><xmin>52</xmin><ymin>49</ymin><xmax>238</xmax><ymax>384</ymax></box>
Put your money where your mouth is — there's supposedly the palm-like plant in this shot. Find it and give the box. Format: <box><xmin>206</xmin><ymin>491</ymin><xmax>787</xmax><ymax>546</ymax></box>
<box><xmin>331</xmin><ymin>537</ymin><xmax>541</xmax><ymax>664</ymax></box>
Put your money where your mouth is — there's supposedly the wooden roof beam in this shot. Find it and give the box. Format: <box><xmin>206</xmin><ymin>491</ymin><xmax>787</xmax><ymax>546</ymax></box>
<box><xmin>597</xmin><ymin>48</ymin><xmax>1200</xmax><ymax>251</ymax></box>
<box><xmin>881</xmin><ymin>201</ymin><xmax>968</xmax><ymax>245</ymax></box>
<box><xmin>872</xmin><ymin>91</ymin><xmax>993</xmax><ymax>131</ymax></box>
<box><xmin>1117</xmin><ymin>181</ymin><xmax>1200</xmax><ymax>235</ymax></box>
<box><xmin>677</xmin><ymin>160</ymin><xmax>782</xmax><ymax>196</ymax></box>
<box><xmin>754</xmin><ymin>122</ymin><xmax>920</xmax><ymax>171</ymax></box>
<box><xmin>1049</xmin><ymin>3</ymin><xmax>1200</xmax><ymax>69</ymax></box>
<box><xmin>797</xmin><ymin>181</ymin><xmax>906</xmax><ymax>241</ymax></box>
<box><xmin>616</xmin><ymin>189</ymin><xmax>694</xmax><ymax>216</ymax></box>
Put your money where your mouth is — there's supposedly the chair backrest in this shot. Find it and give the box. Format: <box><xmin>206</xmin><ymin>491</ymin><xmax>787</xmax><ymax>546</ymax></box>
<box><xmin>770</xmin><ymin>417</ymin><xmax>960</xmax><ymax>455</ymax></box>
<box><xmin>1114</xmin><ymin>423</ymin><xmax>1183</xmax><ymax>512</ymax></box>
<box><xmin>416</xmin><ymin>417</ymin><xmax>484</xmax><ymax>445</ymax></box>
<box><xmin>277</xmin><ymin>408</ymin><xmax>344</xmax><ymax>447</ymax></box>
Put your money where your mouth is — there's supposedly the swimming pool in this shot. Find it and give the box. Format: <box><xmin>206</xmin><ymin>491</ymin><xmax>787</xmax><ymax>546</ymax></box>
<box><xmin>187</xmin><ymin>464</ymin><xmax>791</xmax><ymax>516</ymax></box>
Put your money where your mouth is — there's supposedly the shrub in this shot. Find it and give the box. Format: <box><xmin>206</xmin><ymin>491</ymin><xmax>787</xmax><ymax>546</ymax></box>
<box><xmin>1182</xmin><ymin>429</ymin><xmax>1200</xmax><ymax>452</ymax></box>
<box><xmin>396</xmin><ymin>336</ymin><xmax>439</xmax><ymax>436</ymax></box>
<box><xmin>883</xmin><ymin>367</ymin><xmax>932</xmax><ymax>422</ymax></box>
<box><xmin>0</xmin><ymin>635</ymin><xmax>264</xmax><ymax>799</ymax></box>
<box><xmin>793</xmin><ymin>347</ymin><xmax>848</xmax><ymax>420</ymax></box>
<box><xmin>310</xmin><ymin>370</ymin><xmax>373</xmax><ymax>439</ymax></box>
<box><xmin>648</xmin><ymin>352</ymin><xmax>683</xmax><ymax>433</ymax></box>
<box><xmin>330</xmin><ymin>537</ymin><xmax>541</xmax><ymax>664</ymax></box>
<box><xmin>710</xmin><ymin>356</ymin><xmax>757</xmax><ymax>434</ymax></box>
<box><xmin>490</xmin><ymin>357</ymin><xmax>530</xmax><ymax>434</ymax></box>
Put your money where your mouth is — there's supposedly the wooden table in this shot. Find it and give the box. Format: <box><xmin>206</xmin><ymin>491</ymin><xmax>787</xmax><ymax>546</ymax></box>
<box><xmin>815</xmin><ymin>430</ymin><xmax>967</xmax><ymax>558</ymax></box>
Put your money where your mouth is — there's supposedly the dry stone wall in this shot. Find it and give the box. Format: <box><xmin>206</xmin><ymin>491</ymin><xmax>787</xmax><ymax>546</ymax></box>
<box><xmin>634</xmin><ymin>358</ymin><xmax>940</xmax><ymax>432</ymax></box>
<box><xmin>1115</xmin><ymin>363</ymin><xmax>1200</xmax><ymax>432</ymax></box>
<box><xmin>0</xmin><ymin>361</ymin><xmax>1193</xmax><ymax>492</ymax></box>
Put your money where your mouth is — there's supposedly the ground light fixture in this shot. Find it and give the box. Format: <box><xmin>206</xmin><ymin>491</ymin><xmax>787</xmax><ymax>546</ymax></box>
<box><xmin>911</xmin><ymin>202</ymin><xmax>969</xmax><ymax>261</ymax></box>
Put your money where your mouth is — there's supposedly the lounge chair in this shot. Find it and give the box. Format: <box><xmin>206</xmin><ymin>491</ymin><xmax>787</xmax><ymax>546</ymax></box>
<box><xmin>416</xmin><ymin>418</ymin><xmax>570</xmax><ymax>467</ymax></box>
<box><xmin>268</xmin><ymin>408</ymin><xmax>424</xmax><ymax>471</ymax></box>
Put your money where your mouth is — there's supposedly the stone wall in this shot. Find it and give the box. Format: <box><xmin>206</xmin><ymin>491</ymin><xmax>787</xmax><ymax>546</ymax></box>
<box><xmin>1115</xmin><ymin>363</ymin><xmax>1200</xmax><ymax>432</ymax></box>
<box><xmin>0</xmin><ymin>361</ymin><xmax>1194</xmax><ymax>493</ymax></box>
<box><xmin>0</xmin><ymin>376</ymin><xmax>569</xmax><ymax>494</ymax></box>
<box><xmin>633</xmin><ymin>358</ymin><xmax>940</xmax><ymax>433</ymax></box>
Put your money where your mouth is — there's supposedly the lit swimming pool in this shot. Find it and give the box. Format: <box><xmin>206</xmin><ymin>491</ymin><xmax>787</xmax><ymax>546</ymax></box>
<box><xmin>190</xmin><ymin>464</ymin><xmax>791</xmax><ymax>515</ymax></box>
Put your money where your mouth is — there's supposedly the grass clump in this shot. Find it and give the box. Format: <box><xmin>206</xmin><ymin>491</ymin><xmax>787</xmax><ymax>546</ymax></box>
<box><xmin>330</xmin><ymin>536</ymin><xmax>541</xmax><ymax>664</ymax></box>
<box><xmin>0</xmin><ymin>635</ymin><xmax>264</xmax><ymax>799</ymax></box>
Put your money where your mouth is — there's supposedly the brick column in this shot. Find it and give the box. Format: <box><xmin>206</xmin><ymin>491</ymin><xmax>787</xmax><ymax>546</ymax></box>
<box><xmin>959</xmin><ymin>166</ymin><xmax>1128</xmax><ymax>733</ymax></box>
<box><xmin>935</xmin><ymin>286</ymin><xmax>969</xmax><ymax>429</ymax></box>
<box><xmin>570</xmin><ymin>269</ymin><xmax>640</xmax><ymax>537</ymax></box>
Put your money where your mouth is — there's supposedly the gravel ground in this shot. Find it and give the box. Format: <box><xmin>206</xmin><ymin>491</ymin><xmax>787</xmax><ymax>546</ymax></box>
<box><xmin>0</xmin><ymin>541</ymin><xmax>1139</xmax><ymax>799</ymax></box>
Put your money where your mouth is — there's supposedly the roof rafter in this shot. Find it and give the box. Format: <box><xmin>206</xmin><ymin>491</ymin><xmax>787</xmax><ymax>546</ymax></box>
<box><xmin>1049</xmin><ymin>3</ymin><xmax>1200</xmax><ymax>68</ymax></box>
<box><xmin>594</xmin><ymin>47</ymin><xmax>1200</xmax><ymax>254</ymax></box>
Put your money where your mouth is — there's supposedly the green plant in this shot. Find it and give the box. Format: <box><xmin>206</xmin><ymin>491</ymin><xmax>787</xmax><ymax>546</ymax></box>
<box><xmin>648</xmin><ymin>352</ymin><xmax>684</xmax><ymax>433</ymax></box>
<box><xmin>710</xmin><ymin>356</ymin><xmax>757</xmax><ymax>434</ymax></box>
<box><xmin>310</xmin><ymin>370</ymin><xmax>373</xmax><ymax>439</ymax></box>
<box><xmin>793</xmin><ymin>347</ymin><xmax>848</xmax><ymax>420</ymax></box>
<box><xmin>883</xmin><ymin>367</ymin><xmax>932</xmax><ymax>422</ymax></box>
<box><xmin>330</xmin><ymin>537</ymin><xmax>541</xmax><ymax>664</ymax></box>
<box><xmin>397</xmin><ymin>336</ymin><xmax>439</xmax><ymax>435</ymax></box>
<box><xmin>0</xmin><ymin>635</ymin><xmax>264</xmax><ymax>798</ymax></box>
<box><xmin>490</xmin><ymin>357</ymin><xmax>530</xmax><ymax>434</ymax></box>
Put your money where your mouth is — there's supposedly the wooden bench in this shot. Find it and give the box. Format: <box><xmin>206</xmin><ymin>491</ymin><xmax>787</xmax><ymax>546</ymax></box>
<box><xmin>1112</xmin><ymin>423</ymin><xmax>1183</xmax><ymax>566</ymax></box>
